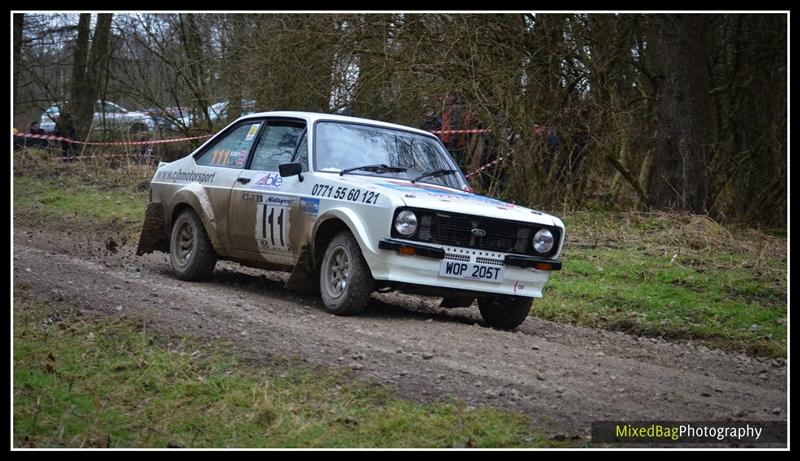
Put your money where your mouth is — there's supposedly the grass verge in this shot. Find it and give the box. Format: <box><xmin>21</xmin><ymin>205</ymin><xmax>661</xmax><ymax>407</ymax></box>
<box><xmin>13</xmin><ymin>293</ymin><xmax>568</xmax><ymax>448</ymax></box>
<box><xmin>535</xmin><ymin>211</ymin><xmax>787</xmax><ymax>358</ymax></box>
<box><xmin>13</xmin><ymin>150</ymin><xmax>152</xmax><ymax>243</ymax></box>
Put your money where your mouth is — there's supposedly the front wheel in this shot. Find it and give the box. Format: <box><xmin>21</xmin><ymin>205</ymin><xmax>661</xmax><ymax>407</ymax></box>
<box><xmin>478</xmin><ymin>295</ymin><xmax>533</xmax><ymax>330</ymax></box>
<box><xmin>319</xmin><ymin>232</ymin><xmax>373</xmax><ymax>315</ymax></box>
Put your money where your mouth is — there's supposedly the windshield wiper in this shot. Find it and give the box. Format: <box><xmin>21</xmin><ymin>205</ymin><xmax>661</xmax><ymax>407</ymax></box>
<box><xmin>411</xmin><ymin>169</ymin><xmax>459</xmax><ymax>183</ymax></box>
<box><xmin>339</xmin><ymin>164</ymin><xmax>408</xmax><ymax>176</ymax></box>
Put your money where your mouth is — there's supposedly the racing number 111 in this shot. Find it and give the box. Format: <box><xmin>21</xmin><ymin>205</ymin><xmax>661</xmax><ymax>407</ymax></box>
<box><xmin>261</xmin><ymin>205</ymin><xmax>287</xmax><ymax>249</ymax></box>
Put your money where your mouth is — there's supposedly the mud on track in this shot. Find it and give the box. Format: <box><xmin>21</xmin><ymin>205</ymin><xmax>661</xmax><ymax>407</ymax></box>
<box><xmin>13</xmin><ymin>227</ymin><xmax>787</xmax><ymax>443</ymax></box>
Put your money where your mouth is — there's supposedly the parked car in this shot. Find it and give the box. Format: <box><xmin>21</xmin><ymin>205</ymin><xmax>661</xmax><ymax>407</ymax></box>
<box><xmin>208</xmin><ymin>99</ymin><xmax>257</xmax><ymax>124</ymax></box>
<box><xmin>146</xmin><ymin>100</ymin><xmax>255</xmax><ymax>130</ymax></box>
<box><xmin>144</xmin><ymin>106</ymin><xmax>194</xmax><ymax>132</ymax></box>
<box><xmin>136</xmin><ymin>111</ymin><xmax>565</xmax><ymax>329</ymax></box>
<box><xmin>40</xmin><ymin>101</ymin><xmax>156</xmax><ymax>135</ymax></box>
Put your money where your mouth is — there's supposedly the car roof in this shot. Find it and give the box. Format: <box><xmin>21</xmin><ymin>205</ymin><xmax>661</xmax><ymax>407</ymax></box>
<box><xmin>236</xmin><ymin>111</ymin><xmax>437</xmax><ymax>138</ymax></box>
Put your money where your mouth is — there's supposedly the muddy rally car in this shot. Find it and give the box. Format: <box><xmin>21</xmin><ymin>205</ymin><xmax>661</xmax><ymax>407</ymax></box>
<box><xmin>137</xmin><ymin>111</ymin><xmax>565</xmax><ymax>329</ymax></box>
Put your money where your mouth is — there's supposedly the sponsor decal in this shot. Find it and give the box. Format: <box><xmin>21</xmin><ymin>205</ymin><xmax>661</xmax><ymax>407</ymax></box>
<box><xmin>244</xmin><ymin>124</ymin><xmax>259</xmax><ymax>141</ymax></box>
<box><xmin>310</xmin><ymin>183</ymin><xmax>381</xmax><ymax>205</ymax></box>
<box><xmin>376</xmin><ymin>180</ymin><xmax>515</xmax><ymax>208</ymax></box>
<box><xmin>241</xmin><ymin>192</ymin><xmax>263</xmax><ymax>202</ymax></box>
<box><xmin>299</xmin><ymin>197</ymin><xmax>320</xmax><ymax>215</ymax></box>
<box><xmin>242</xmin><ymin>193</ymin><xmax>294</xmax><ymax>209</ymax></box>
<box><xmin>263</xmin><ymin>195</ymin><xmax>294</xmax><ymax>207</ymax></box>
<box><xmin>156</xmin><ymin>168</ymin><xmax>216</xmax><ymax>184</ymax></box>
<box><xmin>252</xmin><ymin>173</ymin><xmax>284</xmax><ymax>190</ymax></box>
<box><xmin>235</xmin><ymin>150</ymin><xmax>249</xmax><ymax>166</ymax></box>
<box><xmin>256</xmin><ymin>195</ymin><xmax>297</xmax><ymax>252</ymax></box>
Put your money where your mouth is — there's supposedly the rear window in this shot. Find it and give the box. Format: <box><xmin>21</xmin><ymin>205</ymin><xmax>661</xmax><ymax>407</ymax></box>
<box><xmin>195</xmin><ymin>121</ymin><xmax>262</xmax><ymax>169</ymax></box>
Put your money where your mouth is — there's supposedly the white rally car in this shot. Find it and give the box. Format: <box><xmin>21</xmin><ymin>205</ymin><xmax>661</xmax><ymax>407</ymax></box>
<box><xmin>137</xmin><ymin>111</ymin><xmax>565</xmax><ymax>329</ymax></box>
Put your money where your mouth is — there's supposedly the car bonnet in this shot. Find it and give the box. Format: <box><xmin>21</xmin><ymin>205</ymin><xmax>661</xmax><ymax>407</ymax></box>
<box><xmin>334</xmin><ymin>174</ymin><xmax>558</xmax><ymax>227</ymax></box>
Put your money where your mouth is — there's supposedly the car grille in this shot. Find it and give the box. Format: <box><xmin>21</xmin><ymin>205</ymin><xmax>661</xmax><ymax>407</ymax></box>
<box><xmin>393</xmin><ymin>208</ymin><xmax>559</xmax><ymax>257</ymax></box>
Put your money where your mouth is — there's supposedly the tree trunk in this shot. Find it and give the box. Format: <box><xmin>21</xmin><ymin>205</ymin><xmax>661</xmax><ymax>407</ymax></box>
<box><xmin>70</xmin><ymin>13</ymin><xmax>92</xmax><ymax>138</ymax></box>
<box><xmin>88</xmin><ymin>14</ymin><xmax>113</xmax><ymax>132</ymax></box>
<box><xmin>13</xmin><ymin>14</ymin><xmax>24</xmax><ymax>105</ymax></box>
<box><xmin>179</xmin><ymin>14</ymin><xmax>211</xmax><ymax>127</ymax></box>
<box><xmin>647</xmin><ymin>14</ymin><xmax>713</xmax><ymax>214</ymax></box>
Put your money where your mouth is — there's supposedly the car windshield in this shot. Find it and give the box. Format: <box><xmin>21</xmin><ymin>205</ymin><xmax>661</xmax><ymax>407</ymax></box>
<box><xmin>314</xmin><ymin>121</ymin><xmax>466</xmax><ymax>189</ymax></box>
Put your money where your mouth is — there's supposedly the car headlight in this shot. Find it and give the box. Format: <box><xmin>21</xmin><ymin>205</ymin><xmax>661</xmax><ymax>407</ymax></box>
<box><xmin>394</xmin><ymin>210</ymin><xmax>418</xmax><ymax>236</ymax></box>
<box><xmin>533</xmin><ymin>228</ymin><xmax>555</xmax><ymax>253</ymax></box>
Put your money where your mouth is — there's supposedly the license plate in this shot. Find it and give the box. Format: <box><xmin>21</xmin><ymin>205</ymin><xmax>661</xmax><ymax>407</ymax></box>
<box><xmin>438</xmin><ymin>260</ymin><xmax>504</xmax><ymax>283</ymax></box>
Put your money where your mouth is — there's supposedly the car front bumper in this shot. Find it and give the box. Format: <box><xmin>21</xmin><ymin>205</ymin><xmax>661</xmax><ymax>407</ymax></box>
<box><xmin>365</xmin><ymin>239</ymin><xmax>559</xmax><ymax>298</ymax></box>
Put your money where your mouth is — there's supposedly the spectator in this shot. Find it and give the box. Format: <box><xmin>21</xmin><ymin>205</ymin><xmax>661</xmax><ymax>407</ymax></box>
<box><xmin>28</xmin><ymin>121</ymin><xmax>47</xmax><ymax>149</ymax></box>
<box><xmin>29</xmin><ymin>121</ymin><xmax>44</xmax><ymax>135</ymax></box>
<box><xmin>440</xmin><ymin>93</ymin><xmax>466</xmax><ymax>165</ymax></box>
<box><xmin>54</xmin><ymin>104</ymin><xmax>77</xmax><ymax>161</ymax></box>
<box><xmin>419</xmin><ymin>107</ymin><xmax>441</xmax><ymax>132</ymax></box>
<box><xmin>547</xmin><ymin>129</ymin><xmax>561</xmax><ymax>154</ymax></box>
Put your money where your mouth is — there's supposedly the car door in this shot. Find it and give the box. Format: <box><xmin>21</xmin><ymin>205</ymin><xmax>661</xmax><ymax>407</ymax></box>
<box><xmin>229</xmin><ymin>118</ymin><xmax>313</xmax><ymax>265</ymax></box>
<box><xmin>191</xmin><ymin>118</ymin><xmax>265</xmax><ymax>244</ymax></box>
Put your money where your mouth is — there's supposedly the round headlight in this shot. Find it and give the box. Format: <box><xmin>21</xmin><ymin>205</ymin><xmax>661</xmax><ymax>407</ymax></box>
<box><xmin>394</xmin><ymin>210</ymin><xmax>418</xmax><ymax>236</ymax></box>
<box><xmin>533</xmin><ymin>229</ymin><xmax>555</xmax><ymax>253</ymax></box>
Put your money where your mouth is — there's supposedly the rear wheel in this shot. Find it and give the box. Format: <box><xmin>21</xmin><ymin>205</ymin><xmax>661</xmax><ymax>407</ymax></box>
<box><xmin>319</xmin><ymin>232</ymin><xmax>373</xmax><ymax>315</ymax></box>
<box><xmin>478</xmin><ymin>295</ymin><xmax>532</xmax><ymax>330</ymax></box>
<box><xmin>169</xmin><ymin>209</ymin><xmax>217</xmax><ymax>281</ymax></box>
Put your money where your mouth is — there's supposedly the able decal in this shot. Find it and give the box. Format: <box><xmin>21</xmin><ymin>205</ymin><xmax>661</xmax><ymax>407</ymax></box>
<box><xmin>252</xmin><ymin>173</ymin><xmax>284</xmax><ymax>190</ymax></box>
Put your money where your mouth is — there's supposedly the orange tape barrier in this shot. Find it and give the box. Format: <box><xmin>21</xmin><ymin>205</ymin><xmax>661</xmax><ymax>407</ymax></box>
<box><xmin>13</xmin><ymin>132</ymin><xmax>212</xmax><ymax>146</ymax></box>
<box><xmin>16</xmin><ymin>127</ymin><xmax>507</xmax><ymax>176</ymax></box>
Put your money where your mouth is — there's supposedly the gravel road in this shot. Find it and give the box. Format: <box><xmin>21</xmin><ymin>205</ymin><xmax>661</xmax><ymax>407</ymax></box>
<box><xmin>13</xmin><ymin>227</ymin><xmax>787</xmax><ymax>444</ymax></box>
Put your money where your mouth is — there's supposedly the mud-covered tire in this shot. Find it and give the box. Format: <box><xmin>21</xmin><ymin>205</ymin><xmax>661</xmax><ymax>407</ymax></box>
<box><xmin>478</xmin><ymin>295</ymin><xmax>532</xmax><ymax>330</ymax></box>
<box><xmin>319</xmin><ymin>231</ymin><xmax>373</xmax><ymax>315</ymax></box>
<box><xmin>169</xmin><ymin>209</ymin><xmax>217</xmax><ymax>281</ymax></box>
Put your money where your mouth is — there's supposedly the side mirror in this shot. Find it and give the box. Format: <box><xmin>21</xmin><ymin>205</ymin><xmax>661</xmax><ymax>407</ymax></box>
<box><xmin>279</xmin><ymin>162</ymin><xmax>304</xmax><ymax>182</ymax></box>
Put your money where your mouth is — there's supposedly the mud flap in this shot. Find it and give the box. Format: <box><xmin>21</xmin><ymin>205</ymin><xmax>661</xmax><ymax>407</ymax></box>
<box><xmin>440</xmin><ymin>297</ymin><xmax>477</xmax><ymax>308</ymax></box>
<box><xmin>136</xmin><ymin>202</ymin><xmax>170</xmax><ymax>256</ymax></box>
<box><xmin>285</xmin><ymin>244</ymin><xmax>319</xmax><ymax>295</ymax></box>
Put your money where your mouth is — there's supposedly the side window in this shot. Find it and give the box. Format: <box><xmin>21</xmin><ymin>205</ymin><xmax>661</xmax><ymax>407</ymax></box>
<box><xmin>293</xmin><ymin>132</ymin><xmax>309</xmax><ymax>171</ymax></box>
<box><xmin>106</xmin><ymin>102</ymin><xmax>126</xmax><ymax>113</ymax></box>
<box><xmin>196</xmin><ymin>121</ymin><xmax>262</xmax><ymax>169</ymax></box>
<box><xmin>249</xmin><ymin>123</ymin><xmax>306</xmax><ymax>172</ymax></box>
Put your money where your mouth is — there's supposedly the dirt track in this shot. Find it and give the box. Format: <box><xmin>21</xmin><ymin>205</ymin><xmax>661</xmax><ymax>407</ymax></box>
<box><xmin>13</xmin><ymin>227</ymin><xmax>787</xmax><ymax>443</ymax></box>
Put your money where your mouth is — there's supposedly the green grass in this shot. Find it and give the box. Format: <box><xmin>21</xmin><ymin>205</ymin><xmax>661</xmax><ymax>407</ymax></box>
<box><xmin>13</xmin><ymin>152</ymin><xmax>151</xmax><ymax>240</ymax></box>
<box><xmin>13</xmin><ymin>295</ymin><xmax>566</xmax><ymax>448</ymax></box>
<box><xmin>535</xmin><ymin>212</ymin><xmax>787</xmax><ymax>358</ymax></box>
